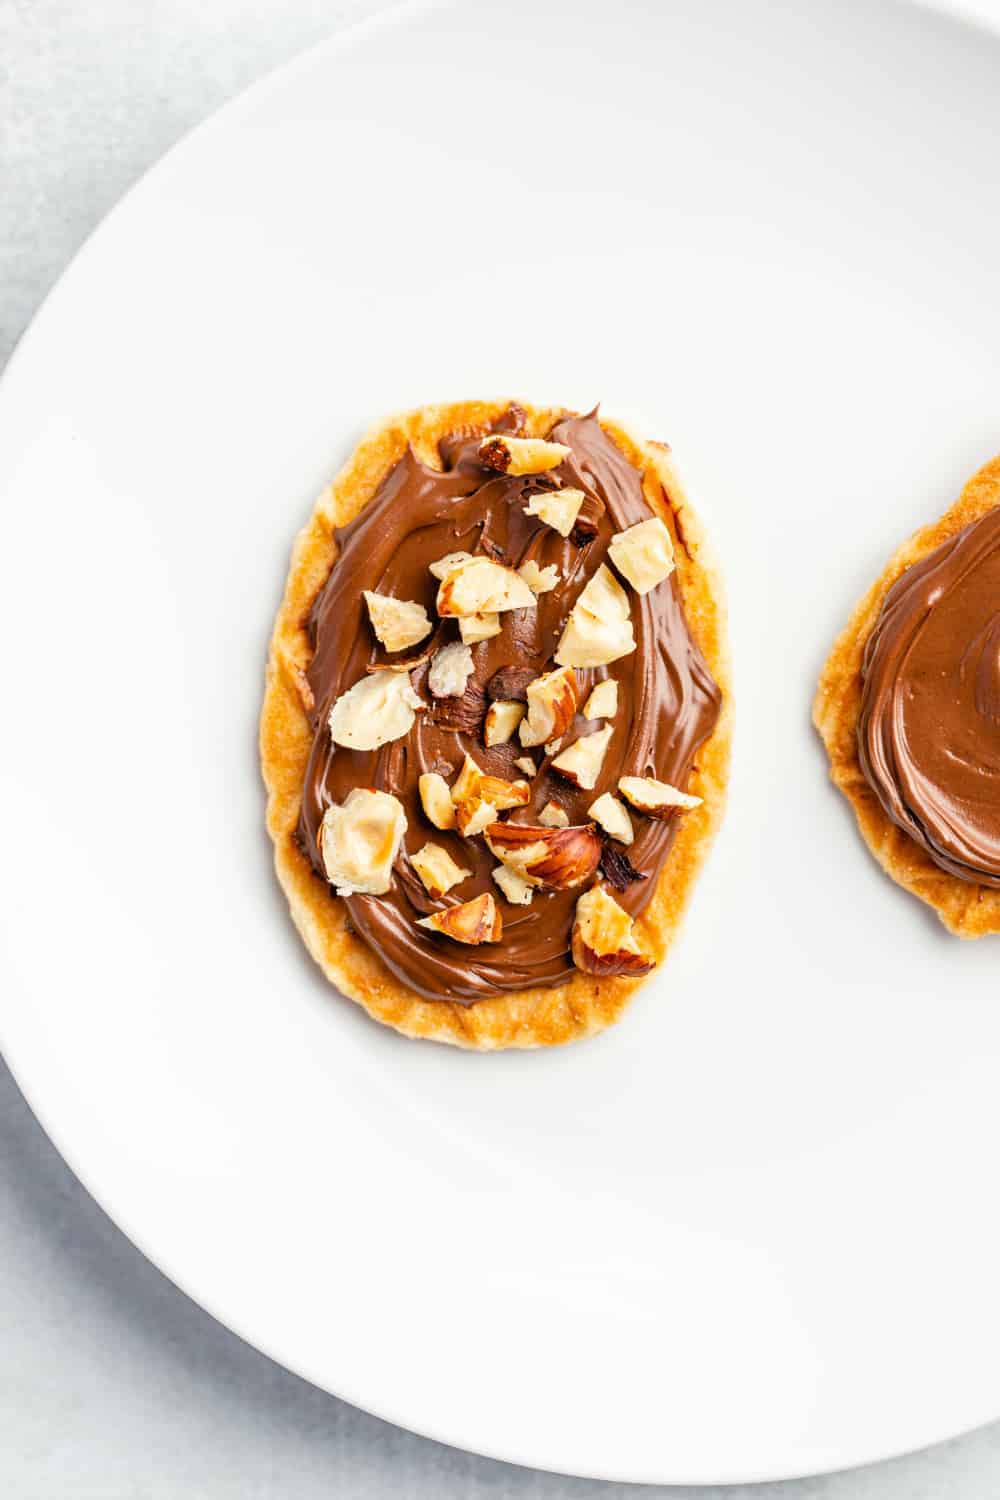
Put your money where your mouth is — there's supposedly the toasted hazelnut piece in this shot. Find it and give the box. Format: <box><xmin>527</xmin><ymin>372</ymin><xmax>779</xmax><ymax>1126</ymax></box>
<box><xmin>428</xmin><ymin>641</ymin><xmax>475</xmax><ymax>698</ymax></box>
<box><xmin>518</xmin><ymin>559</ymin><xmax>560</xmax><ymax>594</ymax></box>
<box><xmin>450</xmin><ymin>758</ymin><xmax>482</xmax><ymax>810</ymax></box>
<box><xmin>518</xmin><ymin>665</ymin><xmax>580</xmax><ymax>747</ymax></box>
<box><xmin>363</xmin><ymin>590</ymin><xmax>432</xmax><ymax>653</ymax></box>
<box><xmin>450</xmin><ymin>754</ymin><xmax>482</xmax><ymax>807</ymax></box>
<box><xmin>551</xmin><ymin>724</ymin><xmax>614</xmax><ymax>791</ymax></box>
<box><xmin>410</xmin><ymin>842</ymin><xmax>471</xmax><ymax>898</ymax></box>
<box><xmin>478</xmin><ymin>776</ymin><xmax>531</xmax><ymax>812</ymax></box>
<box><xmin>555</xmin><ymin>565</ymin><xmax>635</xmax><ymax>669</ymax></box>
<box><xmin>327</xmin><ymin>670</ymin><xmax>422</xmax><ymax>750</ymax></box>
<box><xmin>484</xmin><ymin>699</ymin><xmax>526</xmax><ymax>747</ymax></box>
<box><xmin>538</xmin><ymin>801</ymin><xmax>570</xmax><ymax>829</ymax></box>
<box><xmin>545</xmin><ymin>737</ymin><xmax>563</xmax><ymax>757</ymax></box>
<box><xmin>459</xmin><ymin>612</ymin><xmax>501</xmax><ymax>644</ymax></box>
<box><xmin>492</xmin><ymin>864</ymin><xmax>534</xmax><ymax>906</ymax></box>
<box><xmin>451</xmin><ymin>753</ymin><xmax>530</xmax><ymax>836</ymax></box>
<box><xmin>485</xmin><ymin>820</ymin><xmax>602</xmax><ymax>890</ymax></box>
<box><xmin>571</xmin><ymin>884</ymin><xmax>653</xmax><ymax>976</ymax></box>
<box><xmin>429</xmin><ymin>550</ymin><xmax>474</xmax><ymax>581</ymax></box>
<box><xmin>524</xmin><ymin>488</ymin><xmax>586</xmax><ymax>537</ymax></box>
<box><xmin>460</xmin><ymin>800</ymin><xmax>499</xmax><ymax>837</ymax></box>
<box><xmin>319</xmin><ymin>788</ymin><xmax>406</xmax><ymax>897</ymax></box>
<box><xmin>618</xmin><ymin>774</ymin><xmax>702</xmax><ymax>817</ymax></box>
<box><xmin>418</xmin><ymin>772</ymin><xmax>456</xmax><ymax>830</ymax></box>
<box><xmin>478</xmin><ymin>434</ymin><xmax>570</xmax><ymax>475</ymax></box>
<box><xmin>608</xmin><ymin>516</ymin><xmax>675</xmax><ymax>595</ymax></box>
<box><xmin>587</xmin><ymin>792</ymin><xmax>634</xmax><ymax>845</ymax></box>
<box><xmin>583</xmin><ymin>678</ymin><xmax>618</xmax><ymax>720</ymax></box>
<box><xmin>436</xmin><ymin>557</ymin><xmax>536</xmax><ymax>618</ymax></box>
<box><xmin>450</xmin><ymin>753</ymin><xmax>528</xmax><ymax>809</ymax></box>
<box><xmin>417</xmin><ymin>892</ymin><xmax>502</xmax><ymax>944</ymax></box>
<box><xmin>514</xmin><ymin>755</ymin><xmax>537</xmax><ymax>777</ymax></box>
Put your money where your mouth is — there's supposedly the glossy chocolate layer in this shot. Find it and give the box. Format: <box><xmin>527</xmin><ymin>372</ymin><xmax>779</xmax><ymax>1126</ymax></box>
<box><xmin>299</xmin><ymin>409</ymin><xmax>721</xmax><ymax>1001</ymax></box>
<box><xmin>859</xmin><ymin>506</ymin><xmax>1000</xmax><ymax>886</ymax></box>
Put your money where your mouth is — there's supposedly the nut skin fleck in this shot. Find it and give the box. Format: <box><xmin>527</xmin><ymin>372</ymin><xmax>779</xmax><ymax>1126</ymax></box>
<box><xmin>571</xmin><ymin>492</ymin><xmax>604</xmax><ymax>542</ymax></box>
<box><xmin>431</xmin><ymin>681</ymin><xmax>487</xmax><ymax>734</ymax></box>
<box><xmin>598</xmin><ymin>845</ymin><xmax>648</xmax><ymax>891</ymax></box>
<box><xmin>486</xmin><ymin>666</ymin><xmax>536</xmax><ymax>703</ymax></box>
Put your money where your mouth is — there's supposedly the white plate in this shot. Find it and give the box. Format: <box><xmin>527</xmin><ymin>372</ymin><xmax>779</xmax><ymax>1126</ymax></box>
<box><xmin>3</xmin><ymin>0</ymin><xmax>1000</xmax><ymax>1483</ymax></box>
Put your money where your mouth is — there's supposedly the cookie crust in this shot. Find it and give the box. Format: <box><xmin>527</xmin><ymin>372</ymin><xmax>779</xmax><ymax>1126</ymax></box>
<box><xmin>814</xmin><ymin>454</ymin><xmax>1000</xmax><ymax>936</ymax></box>
<box><xmin>261</xmin><ymin>401</ymin><xmax>731</xmax><ymax>1045</ymax></box>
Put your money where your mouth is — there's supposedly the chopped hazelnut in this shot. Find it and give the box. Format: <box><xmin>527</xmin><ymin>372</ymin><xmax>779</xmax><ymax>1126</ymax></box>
<box><xmin>524</xmin><ymin>488</ymin><xmax>585</xmax><ymax>537</ymax></box>
<box><xmin>459</xmin><ymin>800</ymin><xmax>499</xmax><ymax>837</ymax></box>
<box><xmin>428</xmin><ymin>641</ymin><xmax>475</xmax><ymax>698</ymax></box>
<box><xmin>428</xmin><ymin>550</ymin><xmax>474</xmax><ymax>580</ymax></box>
<box><xmin>451</xmin><ymin>753</ymin><xmax>530</xmax><ymax>836</ymax></box>
<box><xmin>363</xmin><ymin>590</ymin><xmax>432</xmax><ymax>653</ymax></box>
<box><xmin>551</xmin><ymin>724</ymin><xmax>614</xmax><ymax>791</ymax></box>
<box><xmin>410</xmin><ymin>842</ymin><xmax>471</xmax><ymax>898</ymax></box>
<box><xmin>484</xmin><ymin>700</ymin><xmax>526</xmax><ymax>746</ymax></box>
<box><xmin>418</xmin><ymin>772</ymin><xmax>456</xmax><ymax>830</ymax></box>
<box><xmin>571</xmin><ymin>884</ymin><xmax>653</xmax><ymax>976</ymax></box>
<box><xmin>436</xmin><ymin>556</ymin><xmax>536</xmax><ymax>618</ymax></box>
<box><xmin>478</xmin><ymin>434</ymin><xmax>570</xmax><ymax>475</ymax></box>
<box><xmin>492</xmin><ymin>864</ymin><xmax>534</xmax><ymax>906</ymax></box>
<box><xmin>319</xmin><ymin>788</ymin><xmax>406</xmax><ymax>897</ymax></box>
<box><xmin>459</xmin><ymin>612</ymin><xmax>501</xmax><ymax>643</ymax></box>
<box><xmin>518</xmin><ymin>665</ymin><xmax>580</xmax><ymax>747</ymax></box>
<box><xmin>608</xmin><ymin>517</ymin><xmax>675</xmax><ymax>594</ymax></box>
<box><xmin>417</xmin><ymin>892</ymin><xmax>502</xmax><ymax>944</ymax></box>
<box><xmin>484</xmin><ymin>821</ymin><xmax>602</xmax><ymax>890</ymax></box>
<box><xmin>555</xmin><ymin>565</ymin><xmax>635</xmax><ymax>669</ymax></box>
<box><xmin>618</xmin><ymin>774</ymin><xmax>702</xmax><ymax>817</ymax></box>
<box><xmin>327</xmin><ymin>671</ymin><xmax>422</xmax><ymax>751</ymax></box>
<box><xmin>583</xmin><ymin>679</ymin><xmax>618</xmax><ymax>720</ymax></box>
<box><xmin>518</xmin><ymin>559</ymin><xmax>560</xmax><ymax>594</ymax></box>
<box><xmin>587</xmin><ymin>792</ymin><xmax>634</xmax><ymax>845</ymax></box>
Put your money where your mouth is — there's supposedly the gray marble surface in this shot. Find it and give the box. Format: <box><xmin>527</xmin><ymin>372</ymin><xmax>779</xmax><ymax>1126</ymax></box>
<box><xmin>4</xmin><ymin>2</ymin><xmax>1000</xmax><ymax>1495</ymax></box>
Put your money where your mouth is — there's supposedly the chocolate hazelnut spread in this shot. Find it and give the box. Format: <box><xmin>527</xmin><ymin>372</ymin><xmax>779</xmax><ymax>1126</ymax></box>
<box><xmin>859</xmin><ymin>506</ymin><xmax>1000</xmax><ymax>886</ymax></box>
<box><xmin>298</xmin><ymin>408</ymin><xmax>722</xmax><ymax>1001</ymax></box>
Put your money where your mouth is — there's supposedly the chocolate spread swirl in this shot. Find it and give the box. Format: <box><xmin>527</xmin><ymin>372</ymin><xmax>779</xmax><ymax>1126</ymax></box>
<box><xmin>859</xmin><ymin>506</ymin><xmax>1000</xmax><ymax>886</ymax></box>
<box><xmin>298</xmin><ymin>408</ymin><xmax>722</xmax><ymax>1001</ymax></box>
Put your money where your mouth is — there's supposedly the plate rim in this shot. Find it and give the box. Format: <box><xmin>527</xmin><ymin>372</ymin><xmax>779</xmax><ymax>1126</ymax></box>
<box><xmin>2</xmin><ymin>0</ymin><xmax>1000</xmax><ymax>1483</ymax></box>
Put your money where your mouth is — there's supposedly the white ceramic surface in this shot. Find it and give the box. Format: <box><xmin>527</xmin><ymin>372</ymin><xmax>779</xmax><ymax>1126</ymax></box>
<box><xmin>2</xmin><ymin>0</ymin><xmax>1000</xmax><ymax>1484</ymax></box>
